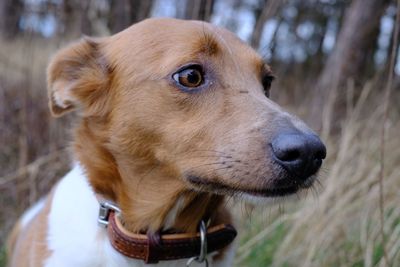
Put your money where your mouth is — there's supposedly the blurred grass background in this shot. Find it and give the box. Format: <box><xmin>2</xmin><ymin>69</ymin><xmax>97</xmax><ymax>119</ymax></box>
<box><xmin>1</xmin><ymin>0</ymin><xmax>400</xmax><ymax>266</ymax></box>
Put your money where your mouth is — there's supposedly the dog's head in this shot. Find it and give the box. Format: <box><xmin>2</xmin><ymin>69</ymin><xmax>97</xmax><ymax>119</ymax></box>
<box><xmin>48</xmin><ymin>18</ymin><xmax>325</xmax><ymax>223</ymax></box>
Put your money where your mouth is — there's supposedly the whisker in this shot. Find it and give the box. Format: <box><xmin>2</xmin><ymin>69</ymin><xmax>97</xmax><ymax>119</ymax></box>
<box><xmin>180</xmin><ymin>155</ymin><xmax>233</xmax><ymax>160</ymax></box>
<box><xmin>186</xmin><ymin>149</ymin><xmax>230</xmax><ymax>155</ymax></box>
<box><xmin>313</xmin><ymin>178</ymin><xmax>324</xmax><ymax>191</ymax></box>
<box><xmin>310</xmin><ymin>184</ymin><xmax>320</xmax><ymax>200</ymax></box>
<box><xmin>185</xmin><ymin>160</ymin><xmax>241</xmax><ymax>172</ymax></box>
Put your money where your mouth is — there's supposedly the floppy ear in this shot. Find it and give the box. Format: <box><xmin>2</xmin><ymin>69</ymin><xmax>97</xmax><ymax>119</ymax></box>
<box><xmin>47</xmin><ymin>37</ymin><xmax>111</xmax><ymax>117</ymax></box>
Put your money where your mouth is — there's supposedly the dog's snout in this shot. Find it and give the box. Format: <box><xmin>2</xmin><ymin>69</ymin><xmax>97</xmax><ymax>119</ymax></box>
<box><xmin>271</xmin><ymin>133</ymin><xmax>326</xmax><ymax>179</ymax></box>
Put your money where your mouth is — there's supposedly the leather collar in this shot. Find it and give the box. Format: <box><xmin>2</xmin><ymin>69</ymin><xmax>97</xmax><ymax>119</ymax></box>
<box><xmin>106</xmin><ymin>210</ymin><xmax>237</xmax><ymax>263</ymax></box>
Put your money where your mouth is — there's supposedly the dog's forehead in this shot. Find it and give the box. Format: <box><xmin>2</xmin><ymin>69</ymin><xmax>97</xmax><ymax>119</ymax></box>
<box><xmin>112</xmin><ymin>18</ymin><xmax>264</xmax><ymax>70</ymax></box>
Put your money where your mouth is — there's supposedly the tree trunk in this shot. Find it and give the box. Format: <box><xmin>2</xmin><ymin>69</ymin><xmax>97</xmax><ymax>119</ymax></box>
<box><xmin>384</xmin><ymin>12</ymin><xmax>400</xmax><ymax>72</ymax></box>
<box><xmin>109</xmin><ymin>0</ymin><xmax>131</xmax><ymax>33</ymax></box>
<box><xmin>109</xmin><ymin>0</ymin><xmax>154</xmax><ymax>33</ymax></box>
<box><xmin>130</xmin><ymin>0</ymin><xmax>154</xmax><ymax>22</ymax></box>
<box><xmin>184</xmin><ymin>0</ymin><xmax>214</xmax><ymax>21</ymax></box>
<box><xmin>250</xmin><ymin>0</ymin><xmax>286</xmax><ymax>50</ymax></box>
<box><xmin>310</xmin><ymin>0</ymin><xmax>390</xmax><ymax>132</ymax></box>
<box><xmin>0</xmin><ymin>0</ymin><xmax>23</xmax><ymax>39</ymax></box>
<box><xmin>62</xmin><ymin>0</ymin><xmax>93</xmax><ymax>37</ymax></box>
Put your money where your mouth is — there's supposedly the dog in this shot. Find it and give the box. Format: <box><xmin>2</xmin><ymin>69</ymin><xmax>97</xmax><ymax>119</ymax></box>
<box><xmin>7</xmin><ymin>18</ymin><xmax>326</xmax><ymax>267</ymax></box>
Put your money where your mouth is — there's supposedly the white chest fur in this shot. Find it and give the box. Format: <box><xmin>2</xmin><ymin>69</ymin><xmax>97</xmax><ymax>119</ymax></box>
<box><xmin>42</xmin><ymin>165</ymin><xmax>234</xmax><ymax>267</ymax></box>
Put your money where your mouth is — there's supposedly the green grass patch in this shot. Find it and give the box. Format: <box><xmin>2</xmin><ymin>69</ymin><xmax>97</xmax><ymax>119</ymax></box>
<box><xmin>238</xmin><ymin>222</ymin><xmax>288</xmax><ymax>267</ymax></box>
<box><xmin>0</xmin><ymin>245</ymin><xmax>6</xmax><ymax>267</ymax></box>
<box><xmin>373</xmin><ymin>243</ymin><xmax>384</xmax><ymax>266</ymax></box>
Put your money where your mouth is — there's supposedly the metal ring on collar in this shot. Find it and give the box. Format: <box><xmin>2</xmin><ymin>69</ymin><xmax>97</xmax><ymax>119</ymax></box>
<box><xmin>186</xmin><ymin>220</ymin><xmax>209</xmax><ymax>267</ymax></box>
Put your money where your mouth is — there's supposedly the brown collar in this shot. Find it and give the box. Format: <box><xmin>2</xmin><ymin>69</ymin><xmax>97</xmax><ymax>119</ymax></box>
<box><xmin>102</xmin><ymin>209</ymin><xmax>237</xmax><ymax>264</ymax></box>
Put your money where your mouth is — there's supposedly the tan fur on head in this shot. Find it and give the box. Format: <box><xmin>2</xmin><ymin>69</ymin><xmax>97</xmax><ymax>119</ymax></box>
<box><xmin>46</xmin><ymin>18</ymin><xmax>316</xmax><ymax>234</ymax></box>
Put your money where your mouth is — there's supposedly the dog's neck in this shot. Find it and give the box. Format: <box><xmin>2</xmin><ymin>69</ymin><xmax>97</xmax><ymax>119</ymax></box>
<box><xmin>115</xmin><ymin>162</ymin><xmax>227</xmax><ymax>233</ymax></box>
<box><xmin>74</xmin><ymin>121</ymin><xmax>228</xmax><ymax>234</ymax></box>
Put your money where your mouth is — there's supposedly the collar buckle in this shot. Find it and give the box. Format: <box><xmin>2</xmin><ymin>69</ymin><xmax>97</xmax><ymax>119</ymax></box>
<box><xmin>186</xmin><ymin>220</ymin><xmax>209</xmax><ymax>267</ymax></box>
<box><xmin>98</xmin><ymin>201</ymin><xmax>121</xmax><ymax>227</ymax></box>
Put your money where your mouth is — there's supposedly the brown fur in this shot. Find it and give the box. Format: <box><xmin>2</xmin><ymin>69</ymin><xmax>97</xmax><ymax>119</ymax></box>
<box><xmin>9</xmin><ymin>18</ymin><xmax>315</xmax><ymax>265</ymax></box>
<box><xmin>45</xmin><ymin>18</ymin><xmax>307</xmax><ymax>233</ymax></box>
<box><xmin>7</xmin><ymin>190</ymin><xmax>54</xmax><ymax>267</ymax></box>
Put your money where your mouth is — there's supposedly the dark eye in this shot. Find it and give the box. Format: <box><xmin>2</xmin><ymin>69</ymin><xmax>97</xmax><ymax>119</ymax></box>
<box><xmin>262</xmin><ymin>74</ymin><xmax>274</xmax><ymax>97</ymax></box>
<box><xmin>173</xmin><ymin>65</ymin><xmax>204</xmax><ymax>88</ymax></box>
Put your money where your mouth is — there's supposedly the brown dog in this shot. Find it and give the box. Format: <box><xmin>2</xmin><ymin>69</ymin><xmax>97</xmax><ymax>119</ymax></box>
<box><xmin>7</xmin><ymin>18</ymin><xmax>325</xmax><ymax>267</ymax></box>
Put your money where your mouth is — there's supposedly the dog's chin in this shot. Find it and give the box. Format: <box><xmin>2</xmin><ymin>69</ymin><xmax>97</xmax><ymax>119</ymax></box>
<box><xmin>186</xmin><ymin>174</ymin><xmax>316</xmax><ymax>201</ymax></box>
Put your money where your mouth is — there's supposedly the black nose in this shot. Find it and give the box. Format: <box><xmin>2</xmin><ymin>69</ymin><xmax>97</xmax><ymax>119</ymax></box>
<box><xmin>271</xmin><ymin>133</ymin><xmax>326</xmax><ymax>179</ymax></box>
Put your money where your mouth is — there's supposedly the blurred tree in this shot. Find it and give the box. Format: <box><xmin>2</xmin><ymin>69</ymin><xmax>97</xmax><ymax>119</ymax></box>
<box><xmin>109</xmin><ymin>0</ymin><xmax>154</xmax><ymax>33</ymax></box>
<box><xmin>61</xmin><ymin>0</ymin><xmax>93</xmax><ymax>36</ymax></box>
<box><xmin>384</xmin><ymin>10</ymin><xmax>400</xmax><ymax>72</ymax></box>
<box><xmin>0</xmin><ymin>0</ymin><xmax>24</xmax><ymax>39</ymax></box>
<box><xmin>184</xmin><ymin>0</ymin><xmax>215</xmax><ymax>21</ymax></box>
<box><xmin>292</xmin><ymin>1</ymin><xmax>343</xmax><ymax>71</ymax></box>
<box><xmin>251</xmin><ymin>0</ymin><xmax>286</xmax><ymax>50</ymax></box>
<box><xmin>310</xmin><ymin>0</ymin><xmax>391</xmax><ymax>131</ymax></box>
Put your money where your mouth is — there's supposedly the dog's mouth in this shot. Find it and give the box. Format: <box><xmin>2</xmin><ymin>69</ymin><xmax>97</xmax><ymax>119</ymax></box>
<box><xmin>186</xmin><ymin>175</ymin><xmax>316</xmax><ymax>198</ymax></box>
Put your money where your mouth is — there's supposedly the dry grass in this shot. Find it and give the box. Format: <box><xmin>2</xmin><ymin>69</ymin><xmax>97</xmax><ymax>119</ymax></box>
<box><xmin>0</xmin><ymin>37</ymin><xmax>72</xmax><ymax>250</ymax></box>
<box><xmin>0</xmin><ymin>35</ymin><xmax>399</xmax><ymax>267</ymax></box>
<box><xmin>235</xmin><ymin>84</ymin><xmax>400</xmax><ymax>266</ymax></box>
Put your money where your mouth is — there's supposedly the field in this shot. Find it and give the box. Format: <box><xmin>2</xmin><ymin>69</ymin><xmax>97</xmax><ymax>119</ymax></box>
<box><xmin>236</xmin><ymin>86</ymin><xmax>400</xmax><ymax>266</ymax></box>
<box><xmin>1</xmin><ymin>36</ymin><xmax>399</xmax><ymax>267</ymax></box>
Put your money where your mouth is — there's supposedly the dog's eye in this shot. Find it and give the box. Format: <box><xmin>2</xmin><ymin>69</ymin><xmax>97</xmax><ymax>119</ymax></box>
<box><xmin>262</xmin><ymin>74</ymin><xmax>274</xmax><ymax>98</ymax></box>
<box><xmin>173</xmin><ymin>66</ymin><xmax>204</xmax><ymax>88</ymax></box>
